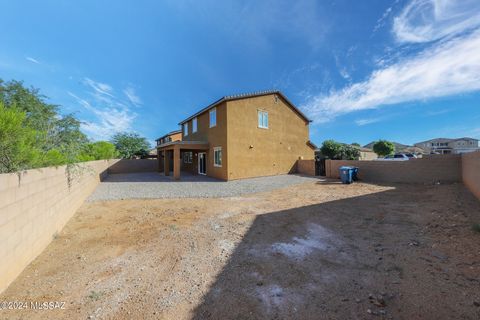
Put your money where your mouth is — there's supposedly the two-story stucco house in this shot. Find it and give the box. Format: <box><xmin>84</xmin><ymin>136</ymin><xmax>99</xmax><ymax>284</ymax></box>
<box><xmin>414</xmin><ymin>137</ymin><xmax>480</xmax><ymax>154</ymax></box>
<box><xmin>155</xmin><ymin>130</ymin><xmax>182</xmax><ymax>147</ymax></box>
<box><xmin>156</xmin><ymin>91</ymin><xmax>315</xmax><ymax>180</ymax></box>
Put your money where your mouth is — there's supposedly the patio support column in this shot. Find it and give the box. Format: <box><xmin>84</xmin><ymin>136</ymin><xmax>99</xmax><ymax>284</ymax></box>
<box><xmin>164</xmin><ymin>150</ymin><xmax>170</xmax><ymax>176</ymax></box>
<box><xmin>173</xmin><ymin>146</ymin><xmax>181</xmax><ymax>180</ymax></box>
<box><xmin>158</xmin><ymin>150</ymin><xmax>163</xmax><ymax>172</ymax></box>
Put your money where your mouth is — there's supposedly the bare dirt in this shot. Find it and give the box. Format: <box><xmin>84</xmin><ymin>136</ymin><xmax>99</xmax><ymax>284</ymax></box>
<box><xmin>1</xmin><ymin>180</ymin><xmax>480</xmax><ymax>320</ymax></box>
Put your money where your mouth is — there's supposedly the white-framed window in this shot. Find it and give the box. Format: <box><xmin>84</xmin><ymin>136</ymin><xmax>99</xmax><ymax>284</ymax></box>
<box><xmin>258</xmin><ymin>110</ymin><xmax>268</xmax><ymax>129</ymax></box>
<box><xmin>209</xmin><ymin>108</ymin><xmax>216</xmax><ymax>128</ymax></box>
<box><xmin>184</xmin><ymin>122</ymin><xmax>189</xmax><ymax>136</ymax></box>
<box><xmin>192</xmin><ymin>117</ymin><xmax>198</xmax><ymax>133</ymax></box>
<box><xmin>183</xmin><ymin>151</ymin><xmax>192</xmax><ymax>163</ymax></box>
<box><xmin>213</xmin><ymin>147</ymin><xmax>222</xmax><ymax>167</ymax></box>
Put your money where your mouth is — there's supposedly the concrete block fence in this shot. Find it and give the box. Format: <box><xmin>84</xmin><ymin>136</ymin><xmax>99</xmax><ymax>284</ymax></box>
<box><xmin>325</xmin><ymin>154</ymin><xmax>462</xmax><ymax>184</ymax></box>
<box><xmin>296</xmin><ymin>159</ymin><xmax>315</xmax><ymax>176</ymax></box>
<box><xmin>0</xmin><ymin>159</ymin><xmax>160</xmax><ymax>293</ymax></box>
<box><xmin>324</xmin><ymin>152</ymin><xmax>480</xmax><ymax>200</ymax></box>
<box><xmin>462</xmin><ymin>151</ymin><xmax>480</xmax><ymax>200</ymax></box>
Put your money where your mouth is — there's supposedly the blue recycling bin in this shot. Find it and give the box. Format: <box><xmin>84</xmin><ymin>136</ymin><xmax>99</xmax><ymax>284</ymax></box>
<box><xmin>339</xmin><ymin>166</ymin><xmax>358</xmax><ymax>184</ymax></box>
<box><xmin>352</xmin><ymin>167</ymin><xmax>359</xmax><ymax>181</ymax></box>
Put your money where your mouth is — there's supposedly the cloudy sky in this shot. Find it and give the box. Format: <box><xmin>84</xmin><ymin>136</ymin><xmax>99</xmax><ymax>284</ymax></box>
<box><xmin>1</xmin><ymin>0</ymin><xmax>479</xmax><ymax>146</ymax></box>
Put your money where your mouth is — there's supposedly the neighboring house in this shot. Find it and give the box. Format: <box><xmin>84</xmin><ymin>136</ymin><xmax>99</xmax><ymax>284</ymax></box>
<box><xmin>157</xmin><ymin>90</ymin><xmax>315</xmax><ymax>180</ymax></box>
<box><xmin>414</xmin><ymin>137</ymin><xmax>480</xmax><ymax>154</ymax></box>
<box><xmin>358</xmin><ymin>147</ymin><xmax>377</xmax><ymax>160</ymax></box>
<box><xmin>155</xmin><ymin>130</ymin><xmax>182</xmax><ymax>146</ymax></box>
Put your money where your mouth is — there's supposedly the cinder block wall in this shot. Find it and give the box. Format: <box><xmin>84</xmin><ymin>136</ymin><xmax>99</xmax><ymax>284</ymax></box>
<box><xmin>297</xmin><ymin>160</ymin><xmax>315</xmax><ymax>176</ymax></box>
<box><xmin>0</xmin><ymin>159</ymin><xmax>118</xmax><ymax>293</ymax></box>
<box><xmin>325</xmin><ymin>155</ymin><xmax>462</xmax><ymax>183</ymax></box>
<box><xmin>107</xmin><ymin>159</ymin><xmax>157</xmax><ymax>174</ymax></box>
<box><xmin>462</xmin><ymin>151</ymin><xmax>480</xmax><ymax>199</ymax></box>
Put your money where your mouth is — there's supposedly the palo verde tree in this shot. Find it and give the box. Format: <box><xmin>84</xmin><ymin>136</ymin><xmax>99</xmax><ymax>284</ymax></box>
<box><xmin>111</xmin><ymin>132</ymin><xmax>150</xmax><ymax>159</ymax></box>
<box><xmin>0</xmin><ymin>102</ymin><xmax>41</xmax><ymax>173</ymax></box>
<box><xmin>78</xmin><ymin>141</ymin><xmax>119</xmax><ymax>161</ymax></box>
<box><xmin>0</xmin><ymin>78</ymin><xmax>122</xmax><ymax>173</ymax></box>
<box><xmin>373</xmin><ymin>140</ymin><xmax>395</xmax><ymax>157</ymax></box>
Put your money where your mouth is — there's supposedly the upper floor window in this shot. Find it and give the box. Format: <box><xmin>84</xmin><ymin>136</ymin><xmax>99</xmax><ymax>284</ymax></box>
<box><xmin>192</xmin><ymin>117</ymin><xmax>198</xmax><ymax>133</ymax></box>
<box><xmin>258</xmin><ymin>110</ymin><xmax>268</xmax><ymax>129</ymax></box>
<box><xmin>184</xmin><ymin>123</ymin><xmax>189</xmax><ymax>136</ymax></box>
<box><xmin>214</xmin><ymin>147</ymin><xmax>222</xmax><ymax>167</ymax></box>
<box><xmin>209</xmin><ymin>108</ymin><xmax>216</xmax><ymax>128</ymax></box>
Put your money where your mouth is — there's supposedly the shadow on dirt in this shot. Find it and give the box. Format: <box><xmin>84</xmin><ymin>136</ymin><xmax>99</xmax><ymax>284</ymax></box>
<box><xmin>191</xmin><ymin>184</ymin><xmax>480</xmax><ymax>319</ymax></box>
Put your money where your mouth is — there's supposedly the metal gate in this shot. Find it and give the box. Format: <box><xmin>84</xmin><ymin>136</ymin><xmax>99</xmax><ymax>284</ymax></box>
<box><xmin>315</xmin><ymin>157</ymin><xmax>326</xmax><ymax>176</ymax></box>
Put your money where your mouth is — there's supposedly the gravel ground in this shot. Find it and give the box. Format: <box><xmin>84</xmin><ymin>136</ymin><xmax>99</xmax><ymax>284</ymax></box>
<box><xmin>87</xmin><ymin>172</ymin><xmax>320</xmax><ymax>201</ymax></box>
<box><xmin>3</xmin><ymin>181</ymin><xmax>480</xmax><ymax>319</ymax></box>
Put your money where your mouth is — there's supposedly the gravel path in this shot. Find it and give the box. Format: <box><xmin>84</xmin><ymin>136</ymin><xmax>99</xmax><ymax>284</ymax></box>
<box><xmin>87</xmin><ymin>172</ymin><xmax>320</xmax><ymax>201</ymax></box>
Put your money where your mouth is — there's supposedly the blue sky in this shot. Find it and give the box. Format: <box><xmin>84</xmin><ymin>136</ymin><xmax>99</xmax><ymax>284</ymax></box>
<box><xmin>1</xmin><ymin>0</ymin><xmax>479</xmax><ymax>147</ymax></box>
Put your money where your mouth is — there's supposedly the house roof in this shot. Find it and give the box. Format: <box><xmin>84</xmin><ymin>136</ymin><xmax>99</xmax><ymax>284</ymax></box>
<box><xmin>178</xmin><ymin>90</ymin><xmax>312</xmax><ymax>125</ymax></box>
<box><xmin>155</xmin><ymin>130</ymin><xmax>182</xmax><ymax>141</ymax></box>
<box><xmin>414</xmin><ymin>137</ymin><xmax>479</xmax><ymax>144</ymax></box>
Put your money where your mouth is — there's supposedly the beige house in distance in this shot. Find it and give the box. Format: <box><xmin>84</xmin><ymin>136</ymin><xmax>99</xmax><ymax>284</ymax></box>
<box><xmin>414</xmin><ymin>137</ymin><xmax>479</xmax><ymax>154</ymax></box>
<box><xmin>358</xmin><ymin>147</ymin><xmax>377</xmax><ymax>160</ymax></box>
<box><xmin>157</xmin><ymin>91</ymin><xmax>315</xmax><ymax>180</ymax></box>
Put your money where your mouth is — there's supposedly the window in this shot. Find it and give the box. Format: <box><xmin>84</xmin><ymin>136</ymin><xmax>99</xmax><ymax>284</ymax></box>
<box><xmin>258</xmin><ymin>110</ymin><xmax>268</xmax><ymax>129</ymax></box>
<box><xmin>183</xmin><ymin>152</ymin><xmax>192</xmax><ymax>163</ymax></box>
<box><xmin>214</xmin><ymin>147</ymin><xmax>222</xmax><ymax>167</ymax></box>
<box><xmin>192</xmin><ymin>117</ymin><xmax>198</xmax><ymax>133</ymax></box>
<box><xmin>184</xmin><ymin>123</ymin><xmax>189</xmax><ymax>136</ymax></box>
<box><xmin>209</xmin><ymin>108</ymin><xmax>216</xmax><ymax>128</ymax></box>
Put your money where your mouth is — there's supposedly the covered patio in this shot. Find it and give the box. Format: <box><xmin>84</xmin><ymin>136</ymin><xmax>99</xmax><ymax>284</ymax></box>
<box><xmin>157</xmin><ymin>141</ymin><xmax>209</xmax><ymax>180</ymax></box>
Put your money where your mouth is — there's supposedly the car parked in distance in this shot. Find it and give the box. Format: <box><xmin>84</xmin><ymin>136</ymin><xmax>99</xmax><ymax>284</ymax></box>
<box><xmin>377</xmin><ymin>153</ymin><xmax>417</xmax><ymax>161</ymax></box>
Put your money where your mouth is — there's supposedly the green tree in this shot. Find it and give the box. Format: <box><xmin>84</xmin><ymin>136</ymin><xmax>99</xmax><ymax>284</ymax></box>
<box><xmin>111</xmin><ymin>132</ymin><xmax>150</xmax><ymax>159</ymax></box>
<box><xmin>320</xmin><ymin>140</ymin><xmax>343</xmax><ymax>159</ymax></box>
<box><xmin>373</xmin><ymin>140</ymin><xmax>395</xmax><ymax>157</ymax></box>
<box><xmin>0</xmin><ymin>79</ymin><xmax>89</xmax><ymax>166</ymax></box>
<box><xmin>0</xmin><ymin>103</ymin><xmax>41</xmax><ymax>173</ymax></box>
<box><xmin>351</xmin><ymin>142</ymin><xmax>361</xmax><ymax>147</ymax></box>
<box><xmin>338</xmin><ymin>144</ymin><xmax>361</xmax><ymax>160</ymax></box>
<box><xmin>78</xmin><ymin>141</ymin><xmax>118</xmax><ymax>161</ymax></box>
<box><xmin>320</xmin><ymin>140</ymin><xmax>361</xmax><ymax>160</ymax></box>
<box><xmin>42</xmin><ymin>149</ymin><xmax>68</xmax><ymax>167</ymax></box>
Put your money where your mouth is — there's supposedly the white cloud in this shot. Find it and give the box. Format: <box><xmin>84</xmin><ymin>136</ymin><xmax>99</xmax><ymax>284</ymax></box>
<box><xmin>393</xmin><ymin>0</ymin><xmax>480</xmax><ymax>43</ymax></box>
<box><xmin>68</xmin><ymin>81</ymin><xmax>138</xmax><ymax>140</ymax></box>
<box><xmin>303</xmin><ymin>0</ymin><xmax>480</xmax><ymax>123</ymax></box>
<box><xmin>123</xmin><ymin>86</ymin><xmax>142</xmax><ymax>106</ymax></box>
<box><xmin>355</xmin><ymin>118</ymin><xmax>382</xmax><ymax>126</ymax></box>
<box><xmin>25</xmin><ymin>56</ymin><xmax>40</xmax><ymax>64</ymax></box>
<box><xmin>83</xmin><ymin>77</ymin><xmax>115</xmax><ymax>98</ymax></box>
<box><xmin>373</xmin><ymin>0</ymin><xmax>399</xmax><ymax>33</ymax></box>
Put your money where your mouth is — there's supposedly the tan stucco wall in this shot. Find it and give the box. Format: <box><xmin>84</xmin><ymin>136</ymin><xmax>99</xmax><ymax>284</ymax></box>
<box><xmin>225</xmin><ymin>94</ymin><xmax>314</xmax><ymax>180</ymax></box>
<box><xmin>326</xmin><ymin>155</ymin><xmax>462</xmax><ymax>183</ymax></box>
<box><xmin>182</xmin><ymin>102</ymin><xmax>228</xmax><ymax>180</ymax></box>
<box><xmin>0</xmin><ymin>160</ymin><xmax>118</xmax><ymax>294</ymax></box>
<box><xmin>462</xmin><ymin>151</ymin><xmax>480</xmax><ymax>200</ymax></box>
<box><xmin>170</xmin><ymin>132</ymin><xmax>182</xmax><ymax>142</ymax></box>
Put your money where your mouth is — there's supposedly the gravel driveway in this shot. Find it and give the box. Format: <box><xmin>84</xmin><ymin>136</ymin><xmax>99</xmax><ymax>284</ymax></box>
<box><xmin>87</xmin><ymin>172</ymin><xmax>320</xmax><ymax>201</ymax></box>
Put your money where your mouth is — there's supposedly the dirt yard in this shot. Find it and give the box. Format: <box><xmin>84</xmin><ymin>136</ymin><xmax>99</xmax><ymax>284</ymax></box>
<box><xmin>1</xmin><ymin>180</ymin><xmax>480</xmax><ymax>320</ymax></box>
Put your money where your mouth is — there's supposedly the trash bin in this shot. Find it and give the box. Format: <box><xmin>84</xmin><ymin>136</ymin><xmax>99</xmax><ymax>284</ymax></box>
<box><xmin>339</xmin><ymin>166</ymin><xmax>358</xmax><ymax>184</ymax></box>
<box><xmin>352</xmin><ymin>167</ymin><xmax>359</xmax><ymax>181</ymax></box>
